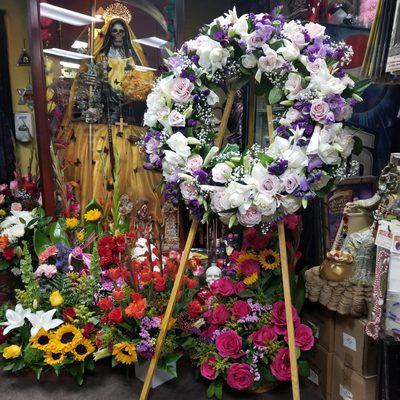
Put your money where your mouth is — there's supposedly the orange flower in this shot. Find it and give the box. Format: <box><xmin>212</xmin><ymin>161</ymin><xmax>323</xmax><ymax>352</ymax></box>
<box><xmin>125</xmin><ymin>298</ymin><xmax>147</xmax><ymax>319</ymax></box>
<box><xmin>0</xmin><ymin>236</ymin><xmax>9</xmax><ymax>251</ymax></box>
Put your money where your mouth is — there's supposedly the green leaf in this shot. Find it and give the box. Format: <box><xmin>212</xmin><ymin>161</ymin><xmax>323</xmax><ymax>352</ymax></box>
<box><xmin>298</xmin><ymin>360</ymin><xmax>310</xmax><ymax>378</ymax></box>
<box><xmin>33</xmin><ymin>229</ymin><xmax>52</xmax><ymax>256</ymax></box>
<box><xmin>352</xmin><ymin>136</ymin><xmax>363</xmax><ymax>156</ymax></box>
<box><xmin>258</xmin><ymin>153</ymin><xmax>274</xmax><ymax>167</ymax></box>
<box><xmin>352</xmin><ymin>79</ymin><xmax>371</xmax><ymax>95</ymax></box>
<box><xmin>238</xmin><ymin>289</ymin><xmax>255</xmax><ymax>298</ymax></box>
<box><xmin>207</xmin><ymin>382</ymin><xmax>215</xmax><ymax>398</ymax></box>
<box><xmin>214</xmin><ymin>380</ymin><xmax>223</xmax><ymax>400</ymax></box>
<box><xmin>163</xmin><ymin>352</ymin><xmax>182</xmax><ymax>365</ymax></box>
<box><xmin>0</xmin><ymin>259</ymin><xmax>9</xmax><ymax>271</ymax></box>
<box><xmin>34</xmin><ymin>366</ymin><xmax>43</xmax><ymax>380</ymax></box>
<box><xmin>268</xmin><ymin>87</ymin><xmax>283</xmax><ymax>105</ymax></box>
<box><xmin>84</xmin><ymin>198</ymin><xmax>102</xmax><ymax>213</ymax></box>
<box><xmin>264</xmin><ymin>368</ymin><xmax>277</xmax><ymax>382</ymax></box>
<box><xmin>85</xmin><ymin>358</ymin><xmax>95</xmax><ymax>371</ymax></box>
<box><xmin>49</xmin><ymin>220</ymin><xmax>70</xmax><ymax>247</ymax></box>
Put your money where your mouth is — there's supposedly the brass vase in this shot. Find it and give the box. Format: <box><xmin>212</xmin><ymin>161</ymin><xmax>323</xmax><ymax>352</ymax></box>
<box><xmin>320</xmin><ymin>250</ymin><xmax>354</xmax><ymax>282</ymax></box>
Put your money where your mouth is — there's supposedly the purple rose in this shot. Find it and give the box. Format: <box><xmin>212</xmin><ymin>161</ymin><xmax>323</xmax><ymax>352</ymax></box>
<box><xmin>215</xmin><ymin>330</ymin><xmax>243</xmax><ymax>359</ymax></box>
<box><xmin>310</xmin><ymin>99</ymin><xmax>330</xmax><ymax>123</ymax></box>
<box><xmin>226</xmin><ymin>363</ymin><xmax>254</xmax><ymax>390</ymax></box>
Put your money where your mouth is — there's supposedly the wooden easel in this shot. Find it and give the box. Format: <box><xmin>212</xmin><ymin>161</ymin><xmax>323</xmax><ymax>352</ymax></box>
<box><xmin>139</xmin><ymin>93</ymin><xmax>300</xmax><ymax>400</ymax></box>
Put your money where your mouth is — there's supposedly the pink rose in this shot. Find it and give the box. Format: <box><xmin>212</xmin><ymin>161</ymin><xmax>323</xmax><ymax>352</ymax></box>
<box><xmin>210</xmin><ymin>304</ymin><xmax>231</xmax><ymax>325</ymax></box>
<box><xmin>249</xmin><ymin>325</ymin><xmax>277</xmax><ymax>347</ymax></box>
<box><xmin>271</xmin><ymin>301</ymin><xmax>300</xmax><ymax>335</ymax></box>
<box><xmin>10</xmin><ymin>202</ymin><xmax>23</xmax><ymax>212</ymax></box>
<box><xmin>285</xmin><ymin>323</ymin><xmax>314</xmax><ymax>351</ymax></box>
<box><xmin>291</xmin><ymin>32</ymin><xmax>307</xmax><ymax>49</ymax></box>
<box><xmin>200</xmin><ymin>357</ymin><xmax>218</xmax><ymax>380</ymax></box>
<box><xmin>235</xmin><ymin>281</ymin><xmax>247</xmax><ymax>294</ymax></box>
<box><xmin>232</xmin><ymin>300</ymin><xmax>251</xmax><ymax>319</ymax></box>
<box><xmin>237</xmin><ymin>205</ymin><xmax>262</xmax><ymax>227</ymax></box>
<box><xmin>9</xmin><ymin>180</ymin><xmax>18</xmax><ymax>191</ymax></box>
<box><xmin>185</xmin><ymin>154</ymin><xmax>203</xmax><ymax>173</ymax></box>
<box><xmin>258</xmin><ymin>48</ymin><xmax>278</xmax><ymax>72</ymax></box>
<box><xmin>201</xmin><ymin>324</ymin><xmax>218</xmax><ymax>340</ymax></box>
<box><xmin>270</xmin><ymin>348</ymin><xmax>291</xmax><ymax>381</ymax></box>
<box><xmin>215</xmin><ymin>330</ymin><xmax>243</xmax><ymax>359</ymax></box>
<box><xmin>310</xmin><ymin>100</ymin><xmax>330</xmax><ymax>123</ymax></box>
<box><xmin>226</xmin><ymin>363</ymin><xmax>254</xmax><ymax>390</ymax></box>
<box><xmin>210</xmin><ymin>277</ymin><xmax>236</xmax><ymax>297</ymax></box>
<box><xmin>171</xmin><ymin>77</ymin><xmax>194</xmax><ymax>103</ymax></box>
<box><xmin>283</xmin><ymin>174</ymin><xmax>300</xmax><ymax>194</ymax></box>
<box><xmin>179</xmin><ymin>181</ymin><xmax>198</xmax><ymax>201</ymax></box>
<box><xmin>210</xmin><ymin>189</ymin><xmax>230</xmax><ymax>213</ymax></box>
<box><xmin>285</xmin><ymin>73</ymin><xmax>302</xmax><ymax>99</ymax></box>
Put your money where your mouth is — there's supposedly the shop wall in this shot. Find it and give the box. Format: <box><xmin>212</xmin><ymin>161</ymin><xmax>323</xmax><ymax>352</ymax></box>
<box><xmin>2</xmin><ymin>0</ymin><xmax>35</xmax><ymax>176</ymax></box>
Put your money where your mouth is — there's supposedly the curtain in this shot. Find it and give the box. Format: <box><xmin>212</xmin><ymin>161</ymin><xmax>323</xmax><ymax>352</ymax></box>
<box><xmin>0</xmin><ymin>9</ymin><xmax>16</xmax><ymax>184</ymax></box>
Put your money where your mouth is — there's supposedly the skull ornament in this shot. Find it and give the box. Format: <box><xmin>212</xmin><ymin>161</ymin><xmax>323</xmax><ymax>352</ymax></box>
<box><xmin>205</xmin><ymin>264</ymin><xmax>222</xmax><ymax>286</ymax></box>
<box><xmin>111</xmin><ymin>22</ymin><xmax>125</xmax><ymax>47</ymax></box>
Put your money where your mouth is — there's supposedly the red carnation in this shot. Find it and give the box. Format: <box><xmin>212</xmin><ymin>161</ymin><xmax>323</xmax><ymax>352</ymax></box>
<box><xmin>108</xmin><ymin>267</ymin><xmax>121</xmax><ymax>281</ymax></box>
<box><xmin>98</xmin><ymin>296</ymin><xmax>113</xmax><ymax>310</ymax></box>
<box><xmin>63</xmin><ymin>307</ymin><xmax>76</xmax><ymax>322</ymax></box>
<box><xmin>113</xmin><ymin>288</ymin><xmax>125</xmax><ymax>302</ymax></box>
<box><xmin>187</xmin><ymin>299</ymin><xmax>203</xmax><ymax>319</ymax></box>
<box><xmin>82</xmin><ymin>322</ymin><xmax>95</xmax><ymax>338</ymax></box>
<box><xmin>108</xmin><ymin>307</ymin><xmax>123</xmax><ymax>324</ymax></box>
<box><xmin>154</xmin><ymin>276</ymin><xmax>167</xmax><ymax>292</ymax></box>
<box><xmin>2</xmin><ymin>247</ymin><xmax>15</xmax><ymax>261</ymax></box>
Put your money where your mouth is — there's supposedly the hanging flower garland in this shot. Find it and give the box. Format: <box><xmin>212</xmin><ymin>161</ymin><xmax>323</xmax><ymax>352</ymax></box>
<box><xmin>142</xmin><ymin>7</ymin><xmax>368</xmax><ymax>229</ymax></box>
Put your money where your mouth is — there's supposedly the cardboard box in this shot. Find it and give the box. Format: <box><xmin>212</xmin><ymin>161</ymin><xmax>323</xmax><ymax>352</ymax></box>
<box><xmin>308</xmin><ymin>344</ymin><xmax>334</xmax><ymax>400</ymax></box>
<box><xmin>303</xmin><ymin>302</ymin><xmax>336</xmax><ymax>352</ymax></box>
<box><xmin>331</xmin><ymin>355</ymin><xmax>376</xmax><ymax>400</ymax></box>
<box><xmin>334</xmin><ymin>316</ymin><xmax>378</xmax><ymax>376</ymax></box>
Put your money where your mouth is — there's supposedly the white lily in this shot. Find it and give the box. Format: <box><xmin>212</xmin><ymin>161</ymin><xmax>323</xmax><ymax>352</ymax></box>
<box><xmin>27</xmin><ymin>309</ymin><xmax>63</xmax><ymax>337</ymax></box>
<box><xmin>0</xmin><ymin>304</ymin><xmax>31</xmax><ymax>335</ymax></box>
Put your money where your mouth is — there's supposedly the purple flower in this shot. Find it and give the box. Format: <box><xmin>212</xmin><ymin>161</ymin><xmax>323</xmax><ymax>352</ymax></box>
<box><xmin>307</xmin><ymin>155</ymin><xmax>323</xmax><ymax>172</ymax></box>
<box><xmin>193</xmin><ymin>169</ymin><xmax>208</xmax><ymax>184</ymax></box>
<box><xmin>299</xmin><ymin>176</ymin><xmax>310</xmax><ymax>191</ymax></box>
<box><xmin>168</xmin><ymin>55</ymin><xmax>184</xmax><ymax>69</ymax></box>
<box><xmin>268</xmin><ymin>159</ymin><xmax>288</xmax><ymax>176</ymax></box>
<box><xmin>191</xmin><ymin>54</ymin><xmax>200</xmax><ymax>64</ymax></box>
<box><xmin>187</xmin><ymin>119</ymin><xmax>197</xmax><ymax>127</ymax></box>
<box><xmin>276</xmin><ymin>125</ymin><xmax>289</xmax><ymax>139</ymax></box>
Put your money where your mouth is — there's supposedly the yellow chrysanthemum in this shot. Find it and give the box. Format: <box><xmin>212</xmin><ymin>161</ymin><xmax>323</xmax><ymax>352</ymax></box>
<box><xmin>258</xmin><ymin>249</ymin><xmax>280</xmax><ymax>270</ymax></box>
<box><xmin>83</xmin><ymin>209</ymin><xmax>102</xmax><ymax>222</ymax></box>
<box><xmin>71</xmin><ymin>339</ymin><xmax>95</xmax><ymax>362</ymax></box>
<box><xmin>49</xmin><ymin>290</ymin><xmax>63</xmax><ymax>307</ymax></box>
<box><xmin>54</xmin><ymin>324</ymin><xmax>83</xmax><ymax>352</ymax></box>
<box><xmin>44</xmin><ymin>350</ymin><xmax>66</xmax><ymax>366</ymax></box>
<box><xmin>30</xmin><ymin>328</ymin><xmax>53</xmax><ymax>351</ymax></box>
<box><xmin>2</xmin><ymin>345</ymin><xmax>21</xmax><ymax>359</ymax></box>
<box><xmin>76</xmin><ymin>230</ymin><xmax>85</xmax><ymax>241</ymax></box>
<box><xmin>112</xmin><ymin>342</ymin><xmax>137</xmax><ymax>365</ymax></box>
<box><xmin>236</xmin><ymin>252</ymin><xmax>259</xmax><ymax>265</ymax></box>
<box><xmin>65</xmin><ymin>217</ymin><xmax>78</xmax><ymax>229</ymax></box>
<box><xmin>243</xmin><ymin>272</ymin><xmax>259</xmax><ymax>286</ymax></box>
<box><xmin>0</xmin><ymin>209</ymin><xmax>6</xmax><ymax>216</ymax></box>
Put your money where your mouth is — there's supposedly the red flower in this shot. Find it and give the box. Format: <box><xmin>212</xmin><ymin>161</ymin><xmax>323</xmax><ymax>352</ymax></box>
<box><xmin>125</xmin><ymin>298</ymin><xmax>147</xmax><ymax>319</ymax></box>
<box><xmin>242</xmin><ymin>227</ymin><xmax>271</xmax><ymax>250</ymax></box>
<box><xmin>131</xmin><ymin>292</ymin><xmax>143</xmax><ymax>302</ymax></box>
<box><xmin>100</xmin><ymin>314</ymin><xmax>108</xmax><ymax>324</ymax></box>
<box><xmin>154</xmin><ymin>276</ymin><xmax>167</xmax><ymax>292</ymax></box>
<box><xmin>0</xmin><ymin>327</ymin><xmax>9</xmax><ymax>343</ymax></box>
<box><xmin>108</xmin><ymin>307</ymin><xmax>124</xmax><ymax>324</ymax></box>
<box><xmin>82</xmin><ymin>322</ymin><xmax>95</xmax><ymax>338</ymax></box>
<box><xmin>185</xmin><ymin>277</ymin><xmax>198</xmax><ymax>289</ymax></box>
<box><xmin>113</xmin><ymin>288</ymin><xmax>125</xmax><ymax>302</ymax></box>
<box><xmin>232</xmin><ymin>300</ymin><xmax>251</xmax><ymax>319</ymax></box>
<box><xmin>115</xmin><ymin>235</ymin><xmax>126</xmax><ymax>253</ymax></box>
<box><xmin>187</xmin><ymin>299</ymin><xmax>203</xmax><ymax>319</ymax></box>
<box><xmin>62</xmin><ymin>307</ymin><xmax>76</xmax><ymax>322</ymax></box>
<box><xmin>108</xmin><ymin>267</ymin><xmax>121</xmax><ymax>281</ymax></box>
<box><xmin>200</xmin><ymin>357</ymin><xmax>218</xmax><ymax>380</ymax></box>
<box><xmin>98</xmin><ymin>296</ymin><xmax>113</xmax><ymax>310</ymax></box>
<box><xmin>284</xmin><ymin>214</ymin><xmax>299</xmax><ymax>230</ymax></box>
<box><xmin>2</xmin><ymin>247</ymin><xmax>15</xmax><ymax>261</ymax></box>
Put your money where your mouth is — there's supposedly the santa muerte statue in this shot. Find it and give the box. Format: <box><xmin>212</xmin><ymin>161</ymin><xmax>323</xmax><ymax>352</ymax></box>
<box><xmin>58</xmin><ymin>2</ymin><xmax>162</xmax><ymax>223</ymax></box>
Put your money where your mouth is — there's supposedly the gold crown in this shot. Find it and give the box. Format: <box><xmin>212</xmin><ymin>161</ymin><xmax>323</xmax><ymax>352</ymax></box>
<box><xmin>103</xmin><ymin>2</ymin><xmax>132</xmax><ymax>24</ymax></box>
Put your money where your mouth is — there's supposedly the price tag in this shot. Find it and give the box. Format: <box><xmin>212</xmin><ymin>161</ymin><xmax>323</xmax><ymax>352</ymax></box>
<box><xmin>308</xmin><ymin>369</ymin><xmax>319</xmax><ymax>385</ymax></box>
<box><xmin>343</xmin><ymin>332</ymin><xmax>357</xmax><ymax>351</ymax></box>
<box><xmin>340</xmin><ymin>384</ymin><xmax>353</xmax><ymax>400</ymax></box>
<box><xmin>375</xmin><ymin>221</ymin><xmax>394</xmax><ymax>250</ymax></box>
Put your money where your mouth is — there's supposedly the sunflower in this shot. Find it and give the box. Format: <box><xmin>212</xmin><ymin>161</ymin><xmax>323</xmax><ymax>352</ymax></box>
<box><xmin>71</xmin><ymin>338</ymin><xmax>95</xmax><ymax>361</ymax></box>
<box><xmin>44</xmin><ymin>350</ymin><xmax>66</xmax><ymax>366</ymax></box>
<box><xmin>236</xmin><ymin>252</ymin><xmax>259</xmax><ymax>264</ymax></box>
<box><xmin>30</xmin><ymin>328</ymin><xmax>53</xmax><ymax>351</ymax></box>
<box><xmin>54</xmin><ymin>324</ymin><xmax>83</xmax><ymax>352</ymax></box>
<box><xmin>112</xmin><ymin>342</ymin><xmax>138</xmax><ymax>365</ymax></box>
<box><xmin>243</xmin><ymin>272</ymin><xmax>259</xmax><ymax>286</ymax></box>
<box><xmin>258</xmin><ymin>249</ymin><xmax>280</xmax><ymax>270</ymax></box>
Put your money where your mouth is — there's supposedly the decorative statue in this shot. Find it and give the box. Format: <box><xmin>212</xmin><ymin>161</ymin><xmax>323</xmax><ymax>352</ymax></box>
<box><xmin>58</xmin><ymin>3</ymin><xmax>162</xmax><ymax>222</ymax></box>
<box><xmin>205</xmin><ymin>265</ymin><xmax>222</xmax><ymax>286</ymax></box>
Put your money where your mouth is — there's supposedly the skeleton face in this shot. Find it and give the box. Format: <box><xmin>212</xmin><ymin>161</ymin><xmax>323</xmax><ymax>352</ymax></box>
<box><xmin>206</xmin><ymin>265</ymin><xmax>222</xmax><ymax>286</ymax></box>
<box><xmin>111</xmin><ymin>22</ymin><xmax>125</xmax><ymax>47</ymax></box>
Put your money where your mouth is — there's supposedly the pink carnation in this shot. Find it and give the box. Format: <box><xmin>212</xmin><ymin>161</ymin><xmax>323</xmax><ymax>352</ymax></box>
<box><xmin>200</xmin><ymin>357</ymin><xmax>218</xmax><ymax>380</ymax></box>
<box><xmin>271</xmin><ymin>301</ymin><xmax>300</xmax><ymax>335</ymax></box>
<box><xmin>270</xmin><ymin>348</ymin><xmax>291</xmax><ymax>381</ymax></box>
<box><xmin>226</xmin><ymin>363</ymin><xmax>254</xmax><ymax>390</ymax></box>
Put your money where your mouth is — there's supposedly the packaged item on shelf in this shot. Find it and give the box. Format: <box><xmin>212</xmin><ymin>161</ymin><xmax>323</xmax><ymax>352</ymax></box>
<box><xmin>335</xmin><ymin>316</ymin><xmax>378</xmax><ymax>376</ymax></box>
<box><xmin>331</xmin><ymin>355</ymin><xmax>377</xmax><ymax>400</ymax></box>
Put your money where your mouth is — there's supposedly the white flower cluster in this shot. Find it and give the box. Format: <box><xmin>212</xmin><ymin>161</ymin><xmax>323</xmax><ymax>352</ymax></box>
<box><xmin>0</xmin><ymin>210</ymin><xmax>37</xmax><ymax>243</ymax></box>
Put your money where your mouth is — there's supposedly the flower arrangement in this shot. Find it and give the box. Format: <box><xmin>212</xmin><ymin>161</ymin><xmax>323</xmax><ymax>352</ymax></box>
<box><xmin>142</xmin><ymin>7</ymin><xmax>368</xmax><ymax>229</ymax></box>
<box><xmin>95</xmin><ymin>235</ymin><xmax>199</xmax><ymax>376</ymax></box>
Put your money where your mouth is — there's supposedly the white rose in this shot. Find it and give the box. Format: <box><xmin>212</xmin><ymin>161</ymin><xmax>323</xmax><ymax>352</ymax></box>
<box><xmin>180</xmin><ymin>181</ymin><xmax>198</xmax><ymax>201</ymax></box>
<box><xmin>305</xmin><ymin>58</ymin><xmax>327</xmax><ymax>74</ymax></box>
<box><xmin>254</xmin><ymin>193</ymin><xmax>277</xmax><ymax>216</ymax></box>
<box><xmin>162</xmin><ymin>150</ymin><xmax>184</xmax><ymax>180</ymax></box>
<box><xmin>237</xmin><ymin>205</ymin><xmax>262</xmax><ymax>227</ymax></box>
<box><xmin>166</xmin><ymin>132</ymin><xmax>191</xmax><ymax>159</ymax></box>
<box><xmin>285</xmin><ymin>73</ymin><xmax>302</xmax><ymax>100</ymax></box>
<box><xmin>185</xmin><ymin>35</ymin><xmax>210</xmax><ymax>51</ymax></box>
<box><xmin>258</xmin><ymin>47</ymin><xmax>278</xmax><ymax>72</ymax></box>
<box><xmin>209</xmin><ymin>47</ymin><xmax>229</xmax><ymax>73</ymax></box>
<box><xmin>280</xmin><ymin>196</ymin><xmax>302</xmax><ymax>214</ymax></box>
<box><xmin>283</xmin><ymin>174</ymin><xmax>300</xmax><ymax>194</ymax></box>
<box><xmin>210</xmin><ymin>189</ymin><xmax>231</xmax><ymax>213</ymax></box>
<box><xmin>241</xmin><ymin>54</ymin><xmax>258</xmax><ymax>69</ymax></box>
<box><xmin>167</xmin><ymin>110</ymin><xmax>186</xmax><ymax>127</ymax></box>
<box><xmin>146</xmin><ymin>91</ymin><xmax>165</xmax><ymax>111</ymax></box>
<box><xmin>170</xmin><ymin>77</ymin><xmax>194</xmax><ymax>103</ymax></box>
<box><xmin>277</xmin><ymin>40</ymin><xmax>300</xmax><ymax>61</ymax></box>
<box><xmin>336</xmin><ymin>128</ymin><xmax>355</xmax><ymax>159</ymax></box>
<box><xmin>226</xmin><ymin>181</ymin><xmax>253</xmax><ymax>208</ymax></box>
<box><xmin>304</xmin><ymin>22</ymin><xmax>326</xmax><ymax>40</ymax></box>
<box><xmin>282</xmin><ymin>21</ymin><xmax>302</xmax><ymax>38</ymax></box>
<box><xmin>212</xmin><ymin>163</ymin><xmax>233</xmax><ymax>183</ymax></box>
<box><xmin>143</xmin><ymin>111</ymin><xmax>158</xmax><ymax>127</ymax></box>
<box><xmin>291</xmin><ymin>32</ymin><xmax>307</xmax><ymax>49</ymax></box>
<box><xmin>185</xmin><ymin>154</ymin><xmax>203</xmax><ymax>173</ymax></box>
